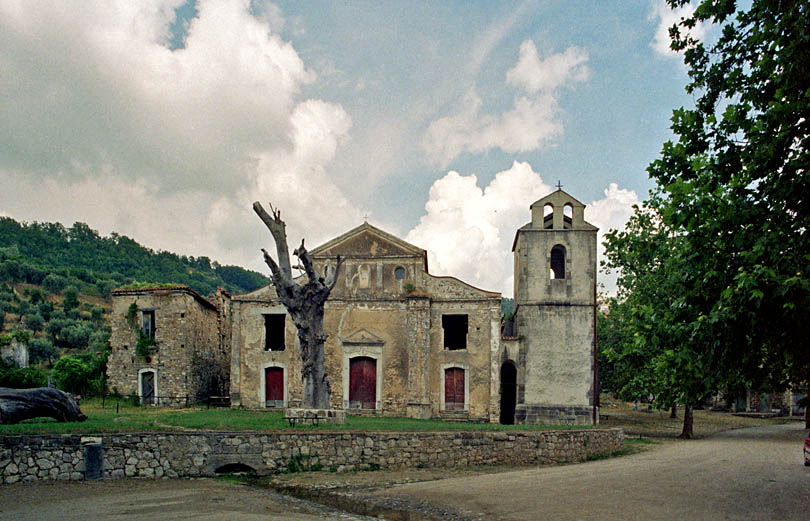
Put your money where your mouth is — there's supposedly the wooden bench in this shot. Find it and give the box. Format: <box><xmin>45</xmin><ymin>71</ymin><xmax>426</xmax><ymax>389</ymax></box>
<box><xmin>284</xmin><ymin>415</ymin><xmax>321</xmax><ymax>427</ymax></box>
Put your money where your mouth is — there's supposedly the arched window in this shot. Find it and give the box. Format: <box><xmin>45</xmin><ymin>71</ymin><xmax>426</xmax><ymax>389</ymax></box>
<box><xmin>563</xmin><ymin>203</ymin><xmax>573</xmax><ymax>229</ymax></box>
<box><xmin>543</xmin><ymin>203</ymin><xmax>554</xmax><ymax>229</ymax></box>
<box><xmin>550</xmin><ymin>244</ymin><xmax>566</xmax><ymax>279</ymax></box>
<box><xmin>394</xmin><ymin>266</ymin><xmax>405</xmax><ymax>280</ymax></box>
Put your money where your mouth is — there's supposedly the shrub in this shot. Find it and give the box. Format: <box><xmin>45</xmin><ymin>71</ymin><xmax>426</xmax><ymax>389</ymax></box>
<box><xmin>62</xmin><ymin>286</ymin><xmax>79</xmax><ymax>311</ymax></box>
<box><xmin>52</xmin><ymin>356</ymin><xmax>92</xmax><ymax>395</ymax></box>
<box><xmin>43</xmin><ymin>273</ymin><xmax>67</xmax><ymax>294</ymax></box>
<box><xmin>25</xmin><ymin>312</ymin><xmax>44</xmax><ymax>332</ymax></box>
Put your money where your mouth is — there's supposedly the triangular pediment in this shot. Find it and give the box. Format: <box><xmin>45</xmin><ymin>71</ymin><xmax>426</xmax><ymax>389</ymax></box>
<box><xmin>340</xmin><ymin>328</ymin><xmax>386</xmax><ymax>345</ymax></box>
<box><xmin>310</xmin><ymin>222</ymin><xmax>426</xmax><ymax>259</ymax></box>
<box><xmin>529</xmin><ymin>188</ymin><xmax>585</xmax><ymax>209</ymax></box>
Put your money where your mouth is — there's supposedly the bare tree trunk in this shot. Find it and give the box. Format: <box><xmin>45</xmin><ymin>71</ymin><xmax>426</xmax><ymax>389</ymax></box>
<box><xmin>679</xmin><ymin>405</ymin><xmax>694</xmax><ymax>439</ymax></box>
<box><xmin>253</xmin><ymin>202</ymin><xmax>342</xmax><ymax>410</ymax></box>
<box><xmin>805</xmin><ymin>401</ymin><xmax>809</xmax><ymax>430</ymax></box>
<box><xmin>670</xmin><ymin>404</ymin><xmax>677</xmax><ymax>418</ymax></box>
<box><xmin>0</xmin><ymin>387</ymin><xmax>86</xmax><ymax>424</ymax></box>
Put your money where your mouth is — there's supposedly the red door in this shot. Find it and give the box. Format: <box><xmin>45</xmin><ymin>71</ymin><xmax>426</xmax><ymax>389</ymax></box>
<box><xmin>445</xmin><ymin>368</ymin><xmax>465</xmax><ymax>410</ymax></box>
<box><xmin>349</xmin><ymin>357</ymin><xmax>376</xmax><ymax>409</ymax></box>
<box><xmin>265</xmin><ymin>367</ymin><xmax>284</xmax><ymax>407</ymax></box>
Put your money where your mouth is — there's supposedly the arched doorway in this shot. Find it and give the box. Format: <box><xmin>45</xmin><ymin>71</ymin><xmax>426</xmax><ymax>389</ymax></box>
<box><xmin>500</xmin><ymin>362</ymin><xmax>517</xmax><ymax>424</ymax></box>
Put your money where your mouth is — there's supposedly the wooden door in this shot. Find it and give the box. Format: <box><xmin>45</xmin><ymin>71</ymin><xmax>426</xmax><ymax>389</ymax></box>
<box><xmin>141</xmin><ymin>371</ymin><xmax>155</xmax><ymax>405</ymax></box>
<box><xmin>349</xmin><ymin>357</ymin><xmax>376</xmax><ymax>409</ymax></box>
<box><xmin>444</xmin><ymin>368</ymin><xmax>465</xmax><ymax>410</ymax></box>
<box><xmin>265</xmin><ymin>367</ymin><xmax>284</xmax><ymax>407</ymax></box>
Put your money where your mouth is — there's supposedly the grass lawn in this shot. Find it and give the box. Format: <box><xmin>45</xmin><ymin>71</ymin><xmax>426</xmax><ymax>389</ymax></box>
<box><xmin>1</xmin><ymin>396</ymin><xmax>795</xmax><ymax>437</ymax></box>
<box><xmin>0</xmin><ymin>397</ymin><xmax>594</xmax><ymax>435</ymax></box>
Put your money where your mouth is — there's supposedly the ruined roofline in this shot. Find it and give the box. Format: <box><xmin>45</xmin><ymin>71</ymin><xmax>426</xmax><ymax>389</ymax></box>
<box><xmin>111</xmin><ymin>285</ymin><xmax>218</xmax><ymax>312</ymax></box>
<box><xmin>425</xmin><ymin>274</ymin><xmax>501</xmax><ymax>298</ymax></box>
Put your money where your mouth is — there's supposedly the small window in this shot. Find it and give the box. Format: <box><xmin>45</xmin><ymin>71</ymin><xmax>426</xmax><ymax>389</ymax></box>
<box><xmin>264</xmin><ymin>314</ymin><xmax>286</xmax><ymax>351</ymax></box>
<box><xmin>550</xmin><ymin>244</ymin><xmax>566</xmax><ymax>279</ymax></box>
<box><xmin>180</xmin><ymin>312</ymin><xmax>185</xmax><ymax>318</ymax></box>
<box><xmin>442</xmin><ymin>314</ymin><xmax>468</xmax><ymax>350</ymax></box>
<box><xmin>394</xmin><ymin>267</ymin><xmax>405</xmax><ymax>280</ymax></box>
<box><xmin>141</xmin><ymin>310</ymin><xmax>155</xmax><ymax>339</ymax></box>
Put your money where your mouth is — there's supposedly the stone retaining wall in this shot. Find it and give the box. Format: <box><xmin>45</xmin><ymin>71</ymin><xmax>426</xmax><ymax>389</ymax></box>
<box><xmin>0</xmin><ymin>428</ymin><xmax>623</xmax><ymax>483</ymax></box>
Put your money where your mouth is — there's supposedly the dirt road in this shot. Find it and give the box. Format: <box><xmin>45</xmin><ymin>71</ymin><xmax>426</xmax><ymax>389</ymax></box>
<box><xmin>0</xmin><ymin>478</ymin><xmax>375</xmax><ymax>521</ymax></box>
<box><xmin>374</xmin><ymin>422</ymin><xmax>810</xmax><ymax>520</ymax></box>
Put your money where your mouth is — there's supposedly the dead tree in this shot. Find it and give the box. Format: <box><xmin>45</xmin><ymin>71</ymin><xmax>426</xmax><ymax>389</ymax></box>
<box><xmin>0</xmin><ymin>387</ymin><xmax>87</xmax><ymax>424</ymax></box>
<box><xmin>253</xmin><ymin>202</ymin><xmax>343</xmax><ymax>409</ymax></box>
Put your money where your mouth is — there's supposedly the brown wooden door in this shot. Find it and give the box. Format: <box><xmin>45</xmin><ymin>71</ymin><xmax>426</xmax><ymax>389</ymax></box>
<box><xmin>349</xmin><ymin>357</ymin><xmax>376</xmax><ymax>409</ymax></box>
<box><xmin>444</xmin><ymin>368</ymin><xmax>465</xmax><ymax>410</ymax></box>
<box><xmin>265</xmin><ymin>367</ymin><xmax>284</xmax><ymax>407</ymax></box>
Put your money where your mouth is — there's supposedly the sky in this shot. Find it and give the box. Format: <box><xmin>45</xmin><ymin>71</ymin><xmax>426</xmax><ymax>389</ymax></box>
<box><xmin>0</xmin><ymin>0</ymin><xmax>704</xmax><ymax>297</ymax></box>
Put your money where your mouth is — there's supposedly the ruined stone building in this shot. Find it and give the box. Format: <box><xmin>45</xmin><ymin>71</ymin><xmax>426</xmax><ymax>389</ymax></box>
<box><xmin>107</xmin><ymin>286</ymin><xmax>230</xmax><ymax>405</ymax></box>
<box><xmin>105</xmin><ymin>188</ymin><xmax>598</xmax><ymax>424</ymax></box>
<box><xmin>229</xmin><ymin>223</ymin><xmax>503</xmax><ymax>421</ymax></box>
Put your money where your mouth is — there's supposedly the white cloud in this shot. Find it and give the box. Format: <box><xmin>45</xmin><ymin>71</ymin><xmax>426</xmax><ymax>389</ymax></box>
<box><xmin>407</xmin><ymin>164</ymin><xmax>638</xmax><ymax>296</ymax></box>
<box><xmin>423</xmin><ymin>41</ymin><xmax>590</xmax><ymax>167</ymax></box>
<box><xmin>649</xmin><ymin>0</ymin><xmax>707</xmax><ymax>57</ymax></box>
<box><xmin>506</xmin><ymin>41</ymin><xmax>590</xmax><ymax>94</ymax></box>
<box><xmin>585</xmin><ymin>183</ymin><xmax>640</xmax><ymax>293</ymax></box>
<box><xmin>0</xmin><ymin>0</ymin><xmax>365</xmax><ymax>274</ymax></box>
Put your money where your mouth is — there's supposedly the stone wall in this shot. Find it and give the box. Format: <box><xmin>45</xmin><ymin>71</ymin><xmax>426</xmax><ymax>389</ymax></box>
<box><xmin>107</xmin><ymin>287</ymin><xmax>228</xmax><ymax>404</ymax></box>
<box><xmin>0</xmin><ymin>428</ymin><xmax>623</xmax><ymax>483</ymax></box>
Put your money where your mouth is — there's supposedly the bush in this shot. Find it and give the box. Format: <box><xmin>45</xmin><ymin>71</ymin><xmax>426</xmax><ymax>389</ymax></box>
<box><xmin>52</xmin><ymin>356</ymin><xmax>92</xmax><ymax>395</ymax></box>
<box><xmin>0</xmin><ymin>365</ymin><xmax>48</xmax><ymax>388</ymax></box>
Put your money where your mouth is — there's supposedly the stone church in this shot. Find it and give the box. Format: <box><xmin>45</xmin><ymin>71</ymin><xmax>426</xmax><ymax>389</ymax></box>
<box><xmin>107</xmin><ymin>188</ymin><xmax>598</xmax><ymax>424</ymax></box>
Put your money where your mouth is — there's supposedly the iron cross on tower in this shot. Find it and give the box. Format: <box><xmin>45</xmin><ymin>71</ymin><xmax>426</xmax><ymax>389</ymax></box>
<box><xmin>556</xmin><ymin>180</ymin><xmax>563</xmax><ymax>190</ymax></box>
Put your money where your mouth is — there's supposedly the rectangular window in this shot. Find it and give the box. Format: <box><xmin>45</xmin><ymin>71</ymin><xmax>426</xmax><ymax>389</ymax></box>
<box><xmin>264</xmin><ymin>314</ymin><xmax>286</xmax><ymax>351</ymax></box>
<box><xmin>442</xmin><ymin>314</ymin><xmax>468</xmax><ymax>350</ymax></box>
<box><xmin>141</xmin><ymin>310</ymin><xmax>155</xmax><ymax>340</ymax></box>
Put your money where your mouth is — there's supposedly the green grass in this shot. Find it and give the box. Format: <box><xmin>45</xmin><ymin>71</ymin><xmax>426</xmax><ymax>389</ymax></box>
<box><xmin>0</xmin><ymin>397</ymin><xmax>596</xmax><ymax>435</ymax></box>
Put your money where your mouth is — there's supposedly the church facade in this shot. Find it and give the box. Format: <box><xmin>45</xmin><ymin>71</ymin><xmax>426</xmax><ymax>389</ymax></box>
<box><xmin>229</xmin><ymin>188</ymin><xmax>598</xmax><ymax>424</ymax></box>
<box><xmin>106</xmin><ymin>188</ymin><xmax>598</xmax><ymax>424</ymax></box>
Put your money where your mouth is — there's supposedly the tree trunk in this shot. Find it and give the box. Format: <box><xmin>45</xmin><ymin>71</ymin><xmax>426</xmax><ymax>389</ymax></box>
<box><xmin>679</xmin><ymin>404</ymin><xmax>694</xmax><ymax>439</ymax></box>
<box><xmin>670</xmin><ymin>404</ymin><xmax>677</xmax><ymax>418</ymax></box>
<box><xmin>254</xmin><ymin>202</ymin><xmax>343</xmax><ymax>410</ymax></box>
<box><xmin>0</xmin><ymin>387</ymin><xmax>87</xmax><ymax>424</ymax></box>
<box><xmin>805</xmin><ymin>401</ymin><xmax>809</xmax><ymax>430</ymax></box>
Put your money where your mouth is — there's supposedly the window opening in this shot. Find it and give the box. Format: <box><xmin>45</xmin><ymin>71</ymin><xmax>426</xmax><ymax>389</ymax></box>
<box><xmin>141</xmin><ymin>310</ymin><xmax>155</xmax><ymax>340</ymax></box>
<box><xmin>394</xmin><ymin>266</ymin><xmax>405</xmax><ymax>280</ymax></box>
<box><xmin>550</xmin><ymin>245</ymin><xmax>566</xmax><ymax>279</ymax></box>
<box><xmin>264</xmin><ymin>314</ymin><xmax>286</xmax><ymax>351</ymax></box>
<box><xmin>563</xmin><ymin>203</ymin><xmax>573</xmax><ymax>229</ymax></box>
<box><xmin>442</xmin><ymin>314</ymin><xmax>468</xmax><ymax>350</ymax></box>
<box><xmin>543</xmin><ymin>203</ymin><xmax>554</xmax><ymax>229</ymax></box>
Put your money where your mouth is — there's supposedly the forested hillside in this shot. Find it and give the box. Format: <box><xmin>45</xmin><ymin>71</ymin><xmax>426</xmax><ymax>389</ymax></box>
<box><xmin>0</xmin><ymin>216</ymin><xmax>268</xmax><ymax>394</ymax></box>
<box><xmin>0</xmin><ymin>217</ymin><xmax>268</xmax><ymax>297</ymax></box>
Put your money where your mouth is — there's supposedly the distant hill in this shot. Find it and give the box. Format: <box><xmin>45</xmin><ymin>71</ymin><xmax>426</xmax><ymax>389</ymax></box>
<box><xmin>0</xmin><ymin>217</ymin><xmax>269</xmax><ymax>298</ymax></box>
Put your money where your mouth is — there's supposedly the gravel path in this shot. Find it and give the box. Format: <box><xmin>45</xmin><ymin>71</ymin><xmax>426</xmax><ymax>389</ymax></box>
<box><xmin>372</xmin><ymin>422</ymin><xmax>810</xmax><ymax>520</ymax></box>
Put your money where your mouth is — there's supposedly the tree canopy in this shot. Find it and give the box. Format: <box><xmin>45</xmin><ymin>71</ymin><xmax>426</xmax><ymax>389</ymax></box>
<box><xmin>603</xmin><ymin>0</ymin><xmax>810</xmax><ymax>436</ymax></box>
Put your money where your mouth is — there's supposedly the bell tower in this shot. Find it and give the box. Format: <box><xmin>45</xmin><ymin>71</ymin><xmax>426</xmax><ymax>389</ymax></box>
<box><xmin>511</xmin><ymin>188</ymin><xmax>598</xmax><ymax>424</ymax></box>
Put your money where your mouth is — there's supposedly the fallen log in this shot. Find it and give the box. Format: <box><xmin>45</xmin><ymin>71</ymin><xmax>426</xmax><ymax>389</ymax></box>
<box><xmin>0</xmin><ymin>387</ymin><xmax>87</xmax><ymax>424</ymax></box>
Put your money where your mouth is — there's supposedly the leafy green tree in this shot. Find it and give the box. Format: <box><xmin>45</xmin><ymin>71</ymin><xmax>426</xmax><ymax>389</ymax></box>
<box><xmin>61</xmin><ymin>286</ymin><xmax>79</xmax><ymax>311</ymax></box>
<box><xmin>52</xmin><ymin>356</ymin><xmax>92</xmax><ymax>395</ymax></box>
<box><xmin>25</xmin><ymin>312</ymin><xmax>44</xmax><ymax>332</ymax></box>
<box><xmin>605</xmin><ymin>0</ymin><xmax>810</xmax><ymax>434</ymax></box>
<box><xmin>28</xmin><ymin>337</ymin><xmax>58</xmax><ymax>366</ymax></box>
<box><xmin>43</xmin><ymin>273</ymin><xmax>67</xmax><ymax>293</ymax></box>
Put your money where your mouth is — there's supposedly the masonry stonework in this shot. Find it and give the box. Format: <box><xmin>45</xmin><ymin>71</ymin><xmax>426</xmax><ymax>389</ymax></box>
<box><xmin>107</xmin><ymin>287</ymin><xmax>229</xmax><ymax>404</ymax></box>
<box><xmin>0</xmin><ymin>428</ymin><xmax>624</xmax><ymax>482</ymax></box>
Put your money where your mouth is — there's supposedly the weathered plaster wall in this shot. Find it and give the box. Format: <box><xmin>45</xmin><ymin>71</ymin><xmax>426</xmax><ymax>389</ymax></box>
<box><xmin>0</xmin><ymin>428</ymin><xmax>624</xmax><ymax>483</ymax></box>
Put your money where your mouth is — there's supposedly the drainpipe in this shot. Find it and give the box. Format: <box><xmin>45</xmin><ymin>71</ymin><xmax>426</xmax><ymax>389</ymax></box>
<box><xmin>592</xmin><ymin>276</ymin><xmax>598</xmax><ymax>425</ymax></box>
